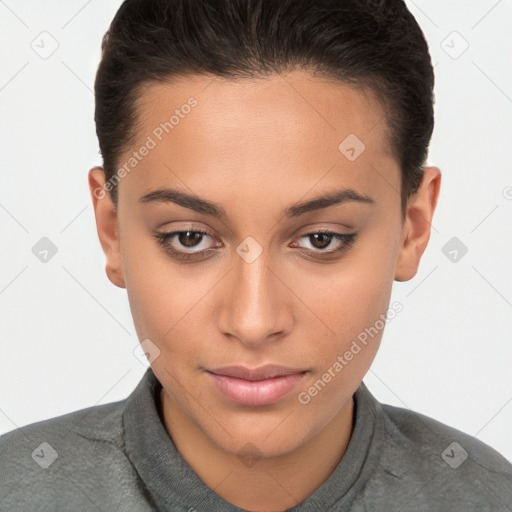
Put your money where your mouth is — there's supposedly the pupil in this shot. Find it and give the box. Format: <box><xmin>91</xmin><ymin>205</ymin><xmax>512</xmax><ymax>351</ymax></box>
<box><xmin>180</xmin><ymin>231</ymin><xmax>202</xmax><ymax>248</ymax></box>
<box><xmin>312</xmin><ymin>233</ymin><xmax>331</xmax><ymax>249</ymax></box>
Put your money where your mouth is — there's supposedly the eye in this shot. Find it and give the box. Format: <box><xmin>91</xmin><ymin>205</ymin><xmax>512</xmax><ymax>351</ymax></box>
<box><xmin>291</xmin><ymin>229</ymin><xmax>357</xmax><ymax>256</ymax></box>
<box><xmin>154</xmin><ymin>227</ymin><xmax>358</xmax><ymax>262</ymax></box>
<box><xmin>154</xmin><ymin>228</ymin><xmax>218</xmax><ymax>261</ymax></box>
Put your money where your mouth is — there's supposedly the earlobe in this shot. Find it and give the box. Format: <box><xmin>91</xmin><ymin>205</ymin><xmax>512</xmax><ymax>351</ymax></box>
<box><xmin>88</xmin><ymin>166</ymin><xmax>126</xmax><ymax>289</ymax></box>
<box><xmin>394</xmin><ymin>166</ymin><xmax>441</xmax><ymax>282</ymax></box>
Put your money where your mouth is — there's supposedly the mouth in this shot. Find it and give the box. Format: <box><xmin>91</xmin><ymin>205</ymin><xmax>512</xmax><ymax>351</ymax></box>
<box><xmin>205</xmin><ymin>365</ymin><xmax>308</xmax><ymax>406</ymax></box>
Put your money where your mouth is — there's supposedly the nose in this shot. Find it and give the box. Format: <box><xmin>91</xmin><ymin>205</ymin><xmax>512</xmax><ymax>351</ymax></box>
<box><xmin>217</xmin><ymin>244</ymin><xmax>293</xmax><ymax>348</ymax></box>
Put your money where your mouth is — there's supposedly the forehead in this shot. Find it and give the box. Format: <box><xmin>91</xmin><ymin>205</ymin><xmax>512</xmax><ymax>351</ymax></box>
<box><xmin>134</xmin><ymin>70</ymin><xmax>390</xmax><ymax>146</ymax></box>
<box><xmin>120</xmin><ymin>70</ymin><xmax>398</xmax><ymax>208</ymax></box>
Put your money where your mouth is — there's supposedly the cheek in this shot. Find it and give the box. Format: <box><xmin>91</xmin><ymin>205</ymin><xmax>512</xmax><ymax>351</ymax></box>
<box><xmin>292</xmin><ymin>227</ymin><xmax>398</xmax><ymax>381</ymax></box>
<box><xmin>121</xmin><ymin>227</ymin><xmax>224</xmax><ymax>373</ymax></box>
<box><xmin>295</xmin><ymin>268</ymin><xmax>390</xmax><ymax>413</ymax></box>
<box><xmin>120</xmin><ymin>226</ymin><xmax>190</xmax><ymax>343</ymax></box>
<box><xmin>300</xmin><ymin>244</ymin><xmax>396</xmax><ymax>342</ymax></box>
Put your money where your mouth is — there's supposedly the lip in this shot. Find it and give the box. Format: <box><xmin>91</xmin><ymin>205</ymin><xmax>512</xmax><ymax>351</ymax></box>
<box><xmin>206</xmin><ymin>365</ymin><xmax>307</xmax><ymax>406</ymax></box>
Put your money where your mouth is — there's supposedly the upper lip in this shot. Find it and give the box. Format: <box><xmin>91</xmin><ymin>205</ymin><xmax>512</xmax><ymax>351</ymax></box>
<box><xmin>206</xmin><ymin>365</ymin><xmax>307</xmax><ymax>381</ymax></box>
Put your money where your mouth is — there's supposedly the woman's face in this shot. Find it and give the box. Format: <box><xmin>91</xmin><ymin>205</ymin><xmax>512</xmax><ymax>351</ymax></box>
<box><xmin>94</xmin><ymin>70</ymin><xmax>410</xmax><ymax>458</ymax></box>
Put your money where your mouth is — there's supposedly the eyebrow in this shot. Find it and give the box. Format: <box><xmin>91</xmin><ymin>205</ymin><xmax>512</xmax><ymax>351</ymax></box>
<box><xmin>139</xmin><ymin>187</ymin><xmax>374</xmax><ymax>219</ymax></box>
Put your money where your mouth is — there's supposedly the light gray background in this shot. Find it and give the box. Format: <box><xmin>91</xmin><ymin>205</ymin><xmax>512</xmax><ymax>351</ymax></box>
<box><xmin>1</xmin><ymin>0</ymin><xmax>511</xmax><ymax>463</ymax></box>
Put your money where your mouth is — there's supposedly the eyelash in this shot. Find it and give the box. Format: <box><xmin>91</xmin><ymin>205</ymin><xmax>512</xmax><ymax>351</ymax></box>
<box><xmin>153</xmin><ymin>228</ymin><xmax>357</xmax><ymax>261</ymax></box>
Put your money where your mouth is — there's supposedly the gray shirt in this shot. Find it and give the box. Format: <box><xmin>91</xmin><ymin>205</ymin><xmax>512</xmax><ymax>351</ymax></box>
<box><xmin>1</xmin><ymin>367</ymin><xmax>511</xmax><ymax>511</ymax></box>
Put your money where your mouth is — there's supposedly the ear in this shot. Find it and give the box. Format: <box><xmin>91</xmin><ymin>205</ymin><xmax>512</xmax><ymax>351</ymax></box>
<box><xmin>88</xmin><ymin>167</ymin><xmax>126</xmax><ymax>289</ymax></box>
<box><xmin>394</xmin><ymin>166</ymin><xmax>441</xmax><ymax>282</ymax></box>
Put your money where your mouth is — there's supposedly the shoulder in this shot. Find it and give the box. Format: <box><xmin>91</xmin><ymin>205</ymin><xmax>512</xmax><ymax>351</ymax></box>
<box><xmin>372</xmin><ymin>400</ymin><xmax>512</xmax><ymax>509</ymax></box>
<box><xmin>0</xmin><ymin>398</ymin><xmax>126</xmax><ymax>455</ymax></box>
<box><xmin>0</xmin><ymin>400</ymin><xmax>152</xmax><ymax>511</ymax></box>
<box><xmin>381</xmin><ymin>402</ymin><xmax>512</xmax><ymax>472</ymax></box>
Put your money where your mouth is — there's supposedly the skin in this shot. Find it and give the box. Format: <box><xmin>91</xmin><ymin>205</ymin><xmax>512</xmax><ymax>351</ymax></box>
<box><xmin>88</xmin><ymin>70</ymin><xmax>441</xmax><ymax>511</ymax></box>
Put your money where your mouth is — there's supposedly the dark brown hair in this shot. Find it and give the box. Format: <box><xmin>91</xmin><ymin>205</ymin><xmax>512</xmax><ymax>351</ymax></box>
<box><xmin>94</xmin><ymin>0</ymin><xmax>435</xmax><ymax>216</ymax></box>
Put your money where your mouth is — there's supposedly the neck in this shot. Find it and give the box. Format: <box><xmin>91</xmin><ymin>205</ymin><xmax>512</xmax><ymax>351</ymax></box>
<box><xmin>160</xmin><ymin>388</ymin><xmax>354</xmax><ymax>511</ymax></box>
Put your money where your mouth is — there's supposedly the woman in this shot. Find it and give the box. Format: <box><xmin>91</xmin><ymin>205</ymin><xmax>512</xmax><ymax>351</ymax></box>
<box><xmin>1</xmin><ymin>0</ymin><xmax>511</xmax><ymax>510</ymax></box>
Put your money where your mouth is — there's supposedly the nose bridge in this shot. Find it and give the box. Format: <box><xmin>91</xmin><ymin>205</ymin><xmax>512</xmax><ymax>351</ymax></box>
<box><xmin>219</xmin><ymin>238</ymin><xmax>290</xmax><ymax>345</ymax></box>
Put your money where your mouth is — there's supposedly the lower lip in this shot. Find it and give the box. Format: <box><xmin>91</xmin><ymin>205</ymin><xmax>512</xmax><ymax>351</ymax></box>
<box><xmin>206</xmin><ymin>371</ymin><xmax>306</xmax><ymax>406</ymax></box>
